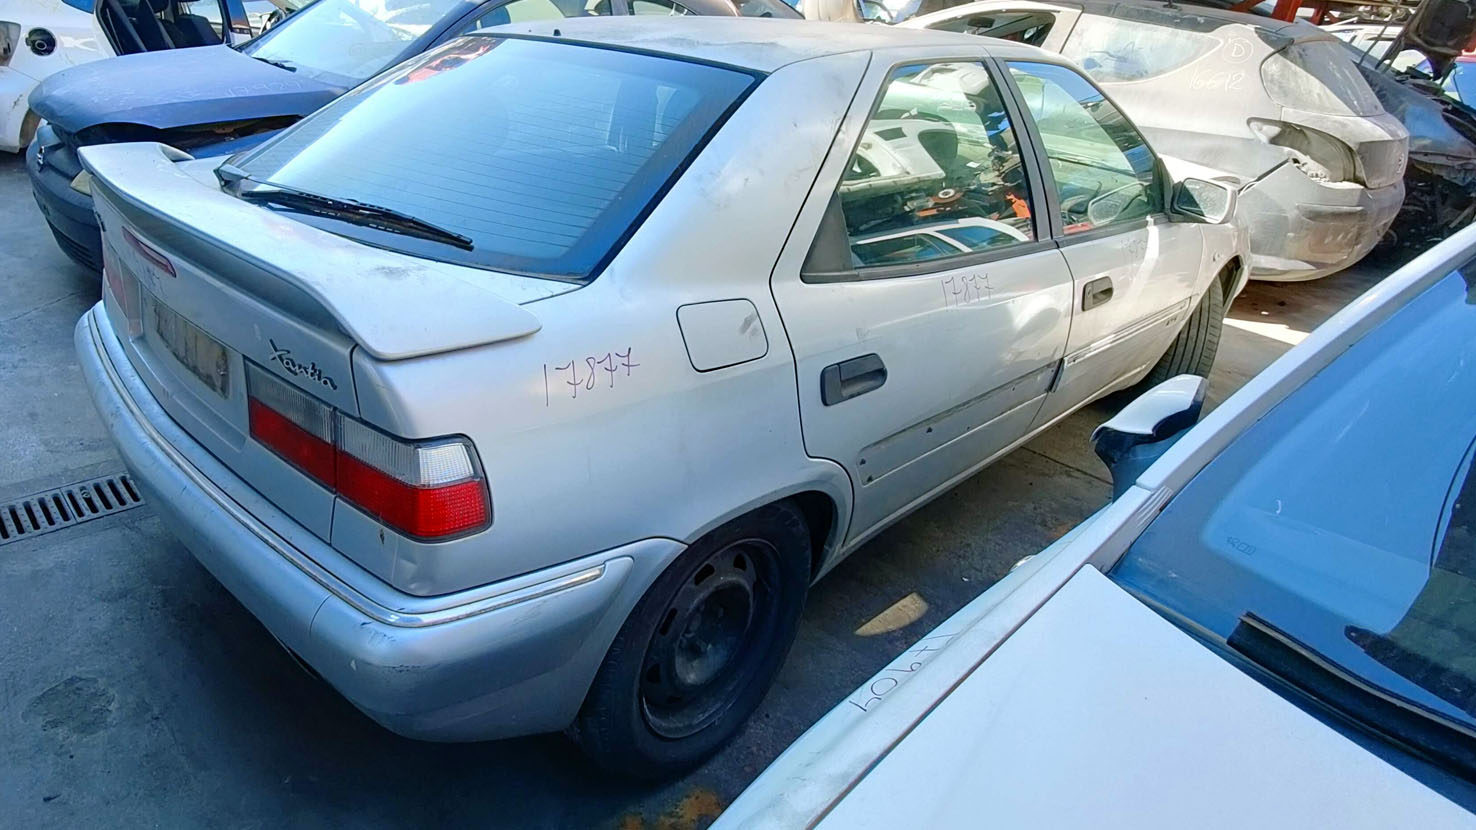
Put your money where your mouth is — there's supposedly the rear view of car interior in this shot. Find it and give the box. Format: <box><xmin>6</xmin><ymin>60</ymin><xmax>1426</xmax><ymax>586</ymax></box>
<box><xmin>99</xmin><ymin>0</ymin><xmax>228</xmax><ymax>53</ymax></box>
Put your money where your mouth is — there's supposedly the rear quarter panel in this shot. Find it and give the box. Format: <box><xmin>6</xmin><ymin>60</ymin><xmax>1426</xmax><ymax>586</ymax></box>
<box><xmin>342</xmin><ymin>53</ymin><xmax>872</xmax><ymax>596</ymax></box>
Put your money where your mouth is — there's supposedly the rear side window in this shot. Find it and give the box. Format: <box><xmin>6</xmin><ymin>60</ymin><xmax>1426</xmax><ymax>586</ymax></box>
<box><xmin>632</xmin><ymin>0</ymin><xmax>693</xmax><ymax>13</ymax></box>
<box><xmin>236</xmin><ymin>37</ymin><xmax>754</xmax><ymax>281</ymax></box>
<box><xmin>459</xmin><ymin>0</ymin><xmax>610</xmax><ymax>30</ymax></box>
<box><xmin>1263</xmin><ymin>39</ymin><xmax>1384</xmax><ymax>116</ymax></box>
<box><xmin>1062</xmin><ymin>12</ymin><xmax>1220</xmax><ymax>83</ymax></box>
<box><xmin>827</xmin><ymin>62</ymin><xmax>1036</xmax><ymax>273</ymax></box>
<box><xmin>927</xmin><ymin>10</ymin><xmax>1058</xmax><ymax>48</ymax></box>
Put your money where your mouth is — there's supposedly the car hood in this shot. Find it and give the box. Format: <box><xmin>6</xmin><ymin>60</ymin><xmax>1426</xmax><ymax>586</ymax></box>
<box><xmin>719</xmin><ymin>566</ymin><xmax>1470</xmax><ymax>829</ymax></box>
<box><xmin>29</xmin><ymin>45</ymin><xmax>342</xmax><ymax>134</ymax></box>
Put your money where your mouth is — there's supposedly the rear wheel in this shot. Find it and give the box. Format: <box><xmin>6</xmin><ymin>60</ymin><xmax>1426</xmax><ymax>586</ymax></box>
<box><xmin>570</xmin><ymin>503</ymin><xmax>811</xmax><ymax>779</ymax></box>
<box><xmin>1141</xmin><ymin>274</ymin><xmax>1226</xmax><ymax>389</ymax></box>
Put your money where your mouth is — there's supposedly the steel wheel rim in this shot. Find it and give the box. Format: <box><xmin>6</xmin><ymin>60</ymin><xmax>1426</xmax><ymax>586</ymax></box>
<box><xmin>639</xmin><ymin>538</ymin><xmax>781</xmax><ymax>740</ymax></box>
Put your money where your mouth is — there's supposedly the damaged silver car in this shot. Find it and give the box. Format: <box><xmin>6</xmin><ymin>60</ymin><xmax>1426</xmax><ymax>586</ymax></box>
<box><xmin>904</xmin><ymin>0</ymin><xmax>1410</xmax><ymax>281</ymax></box>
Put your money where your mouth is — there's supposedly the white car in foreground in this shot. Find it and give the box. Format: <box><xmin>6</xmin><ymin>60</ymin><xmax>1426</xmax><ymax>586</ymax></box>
<box><xmin>718</xmin><ymin>225</ymin><xmax>1476</xmax><ymax>826</ymax></box>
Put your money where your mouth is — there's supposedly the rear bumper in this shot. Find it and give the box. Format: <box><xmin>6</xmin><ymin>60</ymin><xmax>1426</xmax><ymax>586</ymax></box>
<box><xmin>76</xmin><ymin>304</ymin><xmax>679</xmax><ymax>741</ymax></box>
<box><xmin>0</xmin><ymin>66</ymin><xmax>39</xmax><ymax>153</ymax></box>
<box><xmin>26</xmin><ymin>136</ymin><xmax>103</xmax><ymax>271</ymax></box>
<box><xmin>1240</xmin><ymin>173</ymin><xmax>1404</xmax><ymax>282</ymax></box>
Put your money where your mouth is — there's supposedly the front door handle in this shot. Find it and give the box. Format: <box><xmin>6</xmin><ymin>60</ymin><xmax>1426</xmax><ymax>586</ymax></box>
<box><xmin>1083</xmin><ymin>276</ymin><xmax>1114</xmax><ymax>311</ymax></box>
<box><xmin>821</xmin><ymin>353</ymin><xmax>887</xmax><ymax>406</ymax></box>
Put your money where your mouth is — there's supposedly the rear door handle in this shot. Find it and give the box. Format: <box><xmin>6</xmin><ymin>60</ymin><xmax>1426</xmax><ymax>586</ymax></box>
<box><xmin>821</xmin><ymin>353</ymin><xmax>887</xmax><ymax>406</ymax></box>
<box><xmin>1083</xmin><ymin>276</ymin><xmax>1114</xmax><ymax>311</ymax></box>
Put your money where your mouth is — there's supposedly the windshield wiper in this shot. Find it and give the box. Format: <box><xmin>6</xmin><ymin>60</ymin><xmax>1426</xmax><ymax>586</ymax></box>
<box><xmin>250</xmin><ymin>55</ymin><xmax>297</xmax><ymax>72</ymax></box>
<box><xmin>1228</xmin><ymin>612</ymin><xmax>1476</xmax><ymax>781</ymax></box>
<box><xmin>215</xmin><ymin>164</ymin><xmax>473</xmax><ymax>251</ymax></box>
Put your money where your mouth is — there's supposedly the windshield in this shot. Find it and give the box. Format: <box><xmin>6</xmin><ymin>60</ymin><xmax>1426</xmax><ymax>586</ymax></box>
<box><xmin>239</xmin><ymin>0</ymin><xmax>467</xmax><ymax>86</ymax></box>
<box><xmin>233</xmin><ymin>36</ymin><xmax>754</xmax><ymax>280</ymax></box>
<box><xmin>1111</xmin><ymin>263</ymin><xmax>1476</xmax><ymax>753</ymax></box>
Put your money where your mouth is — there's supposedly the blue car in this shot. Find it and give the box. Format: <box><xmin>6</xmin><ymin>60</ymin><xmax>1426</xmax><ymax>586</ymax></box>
<box><xmin>27</xmin><ymin>0</ymin><xmax>798</xmax><ymax>271</ymax></box>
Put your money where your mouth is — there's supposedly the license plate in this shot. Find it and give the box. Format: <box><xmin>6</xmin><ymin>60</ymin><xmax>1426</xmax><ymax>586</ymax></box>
<box><xmin>153</xmin><ymin>302</ymin><xmax>230</xmax><ymax>398</ymax></box>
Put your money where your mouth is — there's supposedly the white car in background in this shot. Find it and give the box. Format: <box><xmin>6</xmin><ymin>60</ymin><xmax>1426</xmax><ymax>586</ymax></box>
<box><xmin>902</xmin><ymin>0</ymin><xmax>1410</xmax><ymax>281</ymax></box>
<box><xmin>0</xmin><ymin>0</ymin><xmax>107</xmax><ymax>152</ymax></box>
<box><xmin>716</xmin><ymin>224</ymin><xmax>1476</xmax><ymax>828</ymax></box>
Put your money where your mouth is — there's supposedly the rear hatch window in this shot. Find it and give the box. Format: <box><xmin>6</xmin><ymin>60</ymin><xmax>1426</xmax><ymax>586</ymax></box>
<box><xmin>1262</xmin><ymin>38</ymin><xmax>1385</xmax><ymax>117</ymax></box>
<box><xmin>233</xmin><ymin>36</ymin><xmax>756</xmax><ymax>281</ymax></box>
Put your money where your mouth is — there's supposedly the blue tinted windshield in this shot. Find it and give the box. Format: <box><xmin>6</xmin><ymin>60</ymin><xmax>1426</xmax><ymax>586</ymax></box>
<box><xmin>236</xmin><ymin>37</ymin><xmax>754</xmax><ymax>280</ymax></box>
<box><xmin>60</xmin><ymin>0</ymin><xmax>96</xmax><ymax>11</ymax></box>
<box><xmin>239</xmin><ymin>0</ymin><xmax>468</xmax><ymax>86</ymax></box>
<box><xmin>1112</xmin><ymin>264</ymin><xmax>1476</xmax><ymax>734</ymax></box>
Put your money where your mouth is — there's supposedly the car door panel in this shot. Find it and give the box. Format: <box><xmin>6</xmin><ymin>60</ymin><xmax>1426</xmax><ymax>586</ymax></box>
<box><xmin>771</xmin><ymin>55</ymin><xmax>1074</xmax><ymax>544</ymax></box>
<box><xmin>1001</xmin><ymin>59</ymin><xmax>1203</xmax><ymax>425</ymax></box>
<box><xmin>1048</xmin><ymin>221</ymin><xmax>1202</xmax><ymax>412</ymax></box>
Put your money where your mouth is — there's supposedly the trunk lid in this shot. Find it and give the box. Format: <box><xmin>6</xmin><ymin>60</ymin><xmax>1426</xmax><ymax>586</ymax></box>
<box><xmin>83</xmin><ymin>141</ymin><xmax>564</xmax><ymax>540</ymax></box>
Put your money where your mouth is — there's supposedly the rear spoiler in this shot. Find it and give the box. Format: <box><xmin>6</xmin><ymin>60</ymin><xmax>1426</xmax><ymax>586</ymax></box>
<box><xmin>80</xmin><ymin>142</ymin><xmax>554</xmax><ymax>361</ymax></box>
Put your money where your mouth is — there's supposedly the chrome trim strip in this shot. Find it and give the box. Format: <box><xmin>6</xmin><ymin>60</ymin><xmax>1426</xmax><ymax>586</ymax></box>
<box><xmin>88</xmin><ymin>309</ymin><xmax>605</xmax><ymax>628</ymax></box>
<box><xmin>1063</xmin><ymin>297</ymin><xmax>1191</xmax><ymax>367</ymax></box>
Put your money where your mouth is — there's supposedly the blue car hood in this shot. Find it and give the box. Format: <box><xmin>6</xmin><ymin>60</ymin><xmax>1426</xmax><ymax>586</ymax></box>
<box><xmin>29</xmin><ymin>46</ymin><xmax>343</xmax><ymax>134</ymax></box>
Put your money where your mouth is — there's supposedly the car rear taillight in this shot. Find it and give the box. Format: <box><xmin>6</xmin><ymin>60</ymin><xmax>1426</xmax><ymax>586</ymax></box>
<box><xmin>246</xmin><ymin>363</ymin><xmax>490</xmax><ymax>540</ymax></box>
<box><xmin>100</xmin><ymin>240</ymin><xmax>143</xmax><ymax>337</ymax></box>
<box><xmin>247</xmin><ymin>363</ymin><xmax>336</xmax><ymax>484</ymax></box>
<box><xmin>123</xmin><ymin>227</ymin><xmax>177</xmax><ymax>277</ymax></box>
<box><xmin>1248</xmin><ymin>118</ymin><xmax>1359</xmax><ymax>184</ymax></box>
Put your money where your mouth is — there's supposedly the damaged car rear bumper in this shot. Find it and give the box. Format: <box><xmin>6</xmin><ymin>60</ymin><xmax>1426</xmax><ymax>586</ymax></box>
<box><xmin>1239</xmin><ymin>166</ymin><xmax>1404</xmax><ymax>282</ymax></box>
<box><xmin>75</xmin><ymin>303</ymin><xmax>677</xmax><ymax>742</ymax></box>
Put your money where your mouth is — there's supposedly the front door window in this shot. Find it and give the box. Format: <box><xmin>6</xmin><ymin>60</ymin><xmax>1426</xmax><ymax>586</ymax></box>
<box><xmin>1007</xmin><ymin>61</ymin><xmax>1162</xmax><ymax>235</ymax></box>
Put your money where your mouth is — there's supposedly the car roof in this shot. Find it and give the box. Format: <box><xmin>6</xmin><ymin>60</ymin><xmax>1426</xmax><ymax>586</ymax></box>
<box><xmin>481</xmin><ymin>17</ymin><xmax>1053</xmax><ymax>72</ymax></box>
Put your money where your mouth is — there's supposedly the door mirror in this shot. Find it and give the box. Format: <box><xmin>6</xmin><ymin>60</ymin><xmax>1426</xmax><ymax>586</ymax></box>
<box><xmin>859</xmin><ymin>0</ymin><xmax>892</xmax><ymax>22</ymax></box>
<box><xmin>1092</xmin><ymin>374</ymin><xmax>1206</xmax><ymax>497</ymax></box>
<box><xmin>1171</xmin><ymin>178</ymin><xmax>1237</xmax><ymax>225</ymax></box>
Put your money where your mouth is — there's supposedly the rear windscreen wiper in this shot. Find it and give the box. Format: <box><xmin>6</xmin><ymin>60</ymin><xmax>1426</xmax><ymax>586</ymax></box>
<box><xmin>216</xmin><ymin>164</ymin><xmax>473</xmax><ymax>251</ymax></box>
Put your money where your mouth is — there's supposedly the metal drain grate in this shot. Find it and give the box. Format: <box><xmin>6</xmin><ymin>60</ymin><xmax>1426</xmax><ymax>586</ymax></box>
<box><xmin>0</xmin><ymin>473</ymin><xmax>144</xmax><ymax>546</ymax></box>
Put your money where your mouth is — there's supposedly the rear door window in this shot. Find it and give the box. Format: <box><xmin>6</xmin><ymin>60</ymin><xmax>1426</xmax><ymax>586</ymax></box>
<box><xmin>1062</xmin><ymin>11</ymin><xmax>1220</xmax><ymax>83</ymax></box>
<box><xmin>234</xmin><ymin>37</ymin><xmax>754</xmax><ymax>281</ymax></box>
<box><xmin>632</xmin><ymin>0</ymin><xmax>693</xmax><ymax>14</ymax></box>
<box><xmin>1262</xmin><ymin>38</ymin><xmax>1384</xmax><ymax>116</ymax></box>
<box><xmin>825</xmin><ymin>61</ymin><xmax>1037</xmax><ymax>274</ymax></box>
<box><xmin>927</xmin><ymin>9</ymin><xmax>1058</xmax><ymax>48</ymax></box>
<box><xmin>458</xmin><ymin>0</ymin><xmax>603</xmax><ymax>29</ymax></box>
<box><xmin>1007</xmin><ymin>61</ymin><xmax>1162</xmax><ymax>234</ymax></box>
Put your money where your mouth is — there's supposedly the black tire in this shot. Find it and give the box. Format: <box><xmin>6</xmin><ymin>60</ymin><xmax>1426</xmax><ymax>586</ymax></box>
<box><xmin>1141</xmin><ymin>274</ymin><xmax>1226</xmax><ymax>389</ymax></box>
<box><xmin>570</xmin><ymin>502</ymin><xmax>811</xmax><ymax>779</ymax></box>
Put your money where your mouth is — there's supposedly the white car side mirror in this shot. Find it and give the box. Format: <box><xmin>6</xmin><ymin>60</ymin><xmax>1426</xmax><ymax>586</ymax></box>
<box><xmin>1171</xmin><ymin>178</ymin><xmax>1238</xmax><ymax>225</ymax></box>
<box><xmin>1093</xmin><ymin>375</ymin><xmax>1208</xmax><ymax>496</ymax></box>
